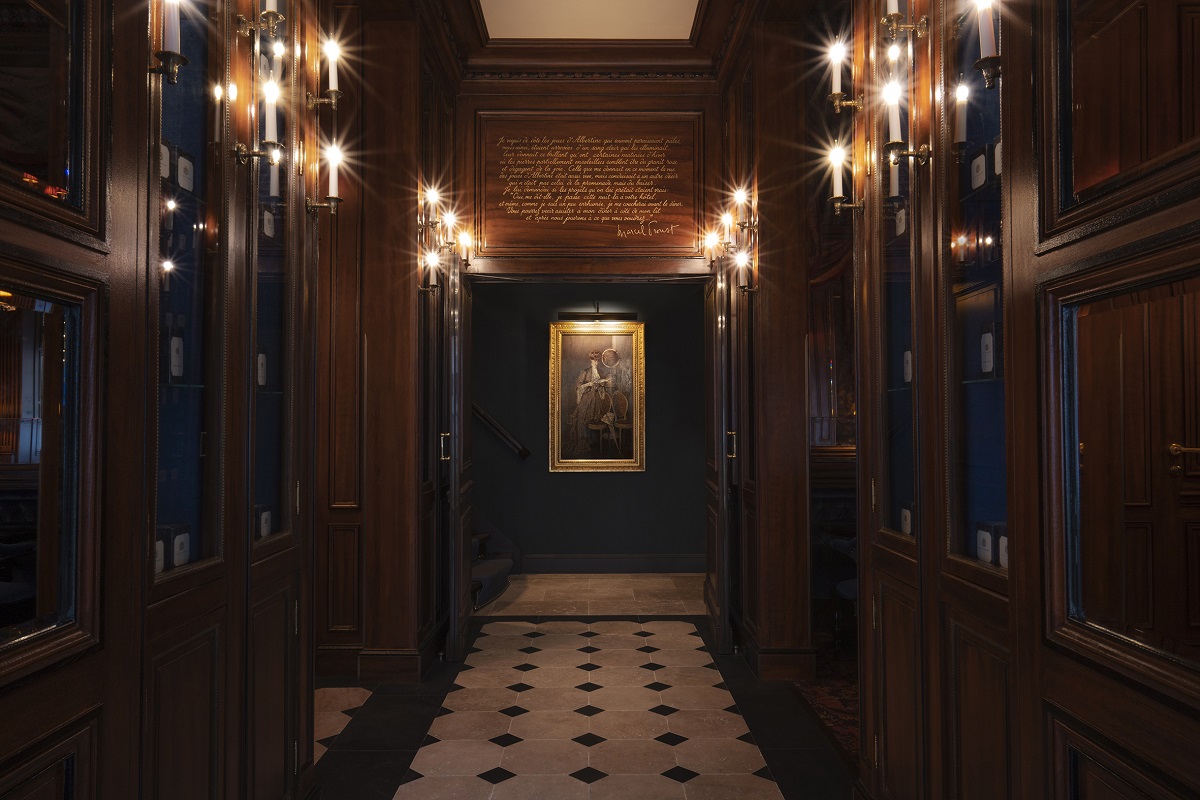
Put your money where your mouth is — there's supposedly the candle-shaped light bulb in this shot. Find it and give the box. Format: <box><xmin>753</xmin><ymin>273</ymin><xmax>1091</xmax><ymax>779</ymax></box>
<box><xmin>162</xmin><ymin>260</ymin><xmax>176</xmax><ymax>272</ymax></box>
<box><xmin>887</xmin><ymin>43</ymin><xmax>901</xmax><ymax>63</ymax></box>
<box><xmin>166</xmin><ymin>198</ymin><xmax>177</xmax><ymax>211</ymax></box>
<box><xmin>720</xmin><ymin>211</ymin><xmax>734</xmax><ymax>243</ymax></box>
<box><xmin>829</xmin><ymin>144</ymin><xmax>846</xmax><ymax>198</ymax></box>
<box><xmin>272</xmin><ymin>39</ymin><xmax>285</xmax><ymax>76</ymax></box>
<box><xmin>326</xmin><ymin>143</ymin><xmax>342</xmax><ymax>198</ymax></box>
<box><xmin>324</xmin><ymin>40</ymin><xmax>341</xmax><ymax>92</ymax></box>
<box><xmin>954</xmin><ymin>82</ymin><xmax>969</xmax><ymax>143</ymax></box>
<box><xmin>213</xmin><ymin>84</ymin><xmax>222</xmax><ymax>101</ymax></box>
<box><xmin>458</xmin><ymin>231</ymin><xmax>473</xmax><ymax>261</ymax></box>
<box><xmin>265</xmin><ymin>0</ymin><xmax>277</xmax><ymax>14</ymax></box>
<box><xmin>977</xmin><ymin>0</ymin><xmax>997</xmax><ymax>59</ymax></box>
<box><xmin>886</xmin><ymin>0</ymin><xmax>899</xmax><ymax>15</ymax></box>
<box><xmin>829</xmin><ymin>41</ymin><xmax>846</xmax><ymax>95</ymax></box>
<box><xmin>734</xmin><ymin>251</ymin><xmax>750</xmax><ymax>268</ymax></box>
<box><xmin>262</xmin><ymin>79</ymin><xmax>279</xmax><ymax>144</ymax></box>
<box><xmin>984</xmin><ymin>235</ymin><xmax>994</xmax><ymax>245</ymax></box>
<box><xmin>164</xmin><ymin>0</ymin><xmax>181</xmax><ymax>53</ymax></box>
<box><xmin>442</xmin><ymin>211</ymin><xmax>457</xmax><ymax>244</ymax></box>
<box><xmin>883</xmin><ymin>80</ymin><xmax>903</xmax><ymax>143</ymax></box>
<box><xmin>269</xmin><ymin>151</ymin><xmax>280</xmax><ymax>197</ymax></box>
<box><xmin>704</xmin><ymin>230</ymin><xmax>720</xmax><ymax>260</ymax></box>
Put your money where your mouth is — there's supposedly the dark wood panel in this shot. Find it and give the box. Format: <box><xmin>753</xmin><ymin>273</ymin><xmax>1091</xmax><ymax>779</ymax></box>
<box><xmin>326</xmin><ymin>525</ymin><xmax>361</xmax><ymax>632</ymax></box>
<box><xmin>145</xmin><ymin>612</ymin><xmax>225</xmax><ymax>800</ymax></box>
<box><xmin>247</xmin><ymin>580</ymin><xmax>294</xmax><ymax>799</ymax></box>
<box><xmin>0</xmin><ymin>720</ymin><xmax>95</xmax><ymax>800</ymax></box>
<box><xmin>878</xmin><ymin>573</ymin><xmax>921</xmax><ymax>800</ymax></box>
<box><xmin>1050</xmin><ymin>711</ymin><xmax>1191</xmax><ymax>800</ymax></box>
<box><xmin>947</xmin><ymin>613</ymin><xmax>1009</xmax><ymax>800</ymax></box>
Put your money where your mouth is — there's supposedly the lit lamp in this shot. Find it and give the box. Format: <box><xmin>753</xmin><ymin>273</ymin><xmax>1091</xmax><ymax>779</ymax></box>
<box><xmin>703</xmin><ymin>231</ymin><xmax>721</xmax><ymax>264</ymax></box>
<box><xmin>306</xmin><ymin>143</ymin><xmax>343</xmax><ymax>213</ymax></box>
<box><xmin>880</xmin><ymin>0</ymin><xmax>928</xmax><ymax>40</ymax></box>
<box><xmin>734</xmin><ymin>250</ymin><xmax>756</xmax><ymax>293</ymax></box>
<box><xmin>309</xmin><ymin>40</ymin><xmax>343</xmax><ymax>110</ymax></box>
<box><xmin>974</xmin><ymin>0</ymin><xmax>1002</xmax><ymax>88</ymax></box>
<box><xmin>954</xmin><ymin>81</ymin><xmax>970</xmax><ymax>159</ymax></box>
<box><xmin>419</xmin><ymin>250</ymin><xmax>441</xmax><ymax>294</ymax></box>
<box><xmin>881</xmin><ymin>80</ymin><xmax>930</xmax><ymax>168</ymax></box>
<box><xmin>457</xmin><ymin>231</ymin><xmax>473</xmax><ymax>266</ymax></box>
<box><xmin>151</xmin><ymin>0</ymin><xmax>189</xmax><ymax>84</ymax></box>
<box><xmin>828</xmin><ymin>40</ymin><xmax>862</xmax><ymax>114</ymax></box>
<box><xmin>828</xmin><ymin>143</ymin><xmax>863</xmax><ymax>215</ymax></box>
<box><xmin>261</xmin><ymin>79</ymin><xmax>280</xmax><ymax>149</ymax></box>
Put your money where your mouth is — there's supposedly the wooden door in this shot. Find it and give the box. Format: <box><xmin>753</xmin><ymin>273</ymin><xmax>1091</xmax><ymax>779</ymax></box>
<box><xmin>704</xmin><ymin>274</ymin><xmax>732</xmax><ymax>654</ymax></box>
<box><xmin>444</xmin><ymin>263</ymin><xmax>474</xmax><ymax>662</ymax></box>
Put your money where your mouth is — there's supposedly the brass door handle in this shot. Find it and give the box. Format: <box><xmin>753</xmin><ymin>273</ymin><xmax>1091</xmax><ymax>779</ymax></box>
<box><xmin>1168</xmin><ymin>443</ymin><xmax>1200</xmax><ymax>456</ymax></box>
<box><xmin>440</xmin><ymin>432</ymin><xmax>451</xmax><ymax>461</ymax></box>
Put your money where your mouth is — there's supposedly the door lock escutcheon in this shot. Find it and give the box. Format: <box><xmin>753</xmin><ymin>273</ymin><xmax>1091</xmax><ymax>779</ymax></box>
<box><xmin>440</xmin><ymin>432</ymin><xmax>451</xmax><ymax>461</ymax></box>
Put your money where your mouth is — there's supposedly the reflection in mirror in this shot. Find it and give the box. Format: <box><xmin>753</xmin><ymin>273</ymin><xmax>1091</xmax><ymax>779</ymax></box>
<box><xmin>1068</xmin><ymin>0</ymin><xmax>1200</xmax><ymax>197</ymax></box>
<box><xmin>1070</xmin><ymin>275</ymin><xmax>1200</xmax><ymax>667</ymax></box>
<box><xmin>0</xmin><ymin>0</ymin><xmax>82</xmax><ymax>205</ymax></box>
<box><xmin>0</xmin><ymin>287</ymin><xmax>78</xmax><ymax>646</ymax></box>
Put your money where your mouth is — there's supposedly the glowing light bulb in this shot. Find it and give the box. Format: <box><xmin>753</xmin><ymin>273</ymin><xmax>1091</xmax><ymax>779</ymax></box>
<box><xmin>270</xmin><ymin>148</ymin><xmax>282</xmax><ymax>164</ymax></box>
<box><xmin>213</xmin><ymin>84</ymin><xmax>223</xmax><ymax>101</ymax></box>
<box><xmin>734</xmin><ymin>251</ymin><xmax>750</xmax><ymax>268</ymax></box>
<box><xmin>956</xmin><ymin>83</ymin><xmax>970</xmax><ymax>102</ymax></box>
<box><xmin>830</xmin><ymin>41</ymin><xmax>846</xmax><ymax>64</ymax></box>
<box><xmin>733</xmin><ymin>188</ymin><xmax>749</xmax><ymax>206</ymax></box>
<box><xmin>984</xmin><ymin>236</ymin><xmax>994</xmax><ymax>245</ymax></box>
<box><xmin>263</xmin><ymin>80</ymin><xmax>280</xmax><ymax>104</ymax></box>
<box><xmin>829</xmin><ymin>146</ymin><xmax>846</xmax><ymax>167</ymax></box>
<box><xmin>704</xmin><ymin>231</ymin><xmax>720</xmax><ymax>249</ymax></box>
<box><xmin>888</xmin><ymin>43</ymin><xmax>901</xmax><ymax>62</ymax></box>
<box><xmin>424</xmin><ymin>250</ymin><xmax>440</xmax><ymax>268</ymax></box>
<box><xmin>425</xmin><ymin>187</ymin><xmax>440</xmax><ymax>206</ymax></box>
<box><xmin>443</xmin><ymin>211</ymin><xmax>456</xmax><ymax>230</ymax></box>
<box><xmin>883</xmin><ymin>81</ymin><xmax>902</xmax><ymax>106</ymax></box>
<box><xmin>326</xmin><ymin>144</ymin><xmax>343</xmax><ymax>166</ymax></box>
<box><xmin>162</xmin><ymin>260</ymin><xmax>175</xmax><ymax>272</ymax></box>
<box><xmin>166</xmin><ymin>199</ymin><xmax>177</xmax><ymax>211</ymax></box>
<box><xmin>273</xmin><ymin>40</ymin><xmax>285</xmax><ymax>58</ymax></box>
<box><xmin>323</xmin><ymin>40</ymin><xmax>341</xmax><ymax>61</ymax></box>
<box><xmin>228</xmin><ymin>82</ymin><xmax>238</xmax><ymax>101</ymax></box>
<box><xmin>957</xmin><ymin>234</ymin><xmax>968</xmax><ymax>246</ymax></box>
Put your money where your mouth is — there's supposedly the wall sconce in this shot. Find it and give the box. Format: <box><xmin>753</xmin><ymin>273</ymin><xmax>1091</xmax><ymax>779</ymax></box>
<box><xmin>881</xmin><ymin>0</ymin><xmax>927</xmax><ymax>40</ymax></box>
<box><xmin>418</xmin><ymin>250</ymin><xmax>441</xmax><ymax>294</ymax></box>
<box><xmin>953</xmin><ymin>80</ymin><xmax>970</xmax><ymax>159</ymax></box>
<box><xmin>734</xmin><ymin>250</ymin><xmax>757</xmax><ymax>293</ymax></box>
<box><xmin>150</xmin><ymin>0</ymin><xmax>189</xmax><ymax>84</ymax></box>
<box><xmin>309</xmin><ymin>40</ymin><xmax>343</xmax><ymax>110</ymax></box>
<box><xmin>419</xmin><ymin>187</ymin><xmax>474</xmax><ymax>269</ymax></box>
<box><xmin>828</xmin><ymin>41</ymin><xmax>862</xmax><ymax>114</ymax></box>
<box><xmin>828</xmin><ymin>143</ymin><xmax>863</xmax><ymax>215</ymax></box>
<box><xmin>306</xmin><ymin>143</ymin><xmax>343</xmax><ymax>213</ymax></box>
<box><xmin>881</xmin><ymin>80</ymin><xmax>929</xmax><ymax>168</ymax></box>
<box><xmin>260</xmin><ymin>0</ymin><xmax>284</xmax><ymax>38</ymax></box>
<box><xmin>974</xmin><ymin>0</ymin><xmax>1001</xmax><ymax>88</ymax></box>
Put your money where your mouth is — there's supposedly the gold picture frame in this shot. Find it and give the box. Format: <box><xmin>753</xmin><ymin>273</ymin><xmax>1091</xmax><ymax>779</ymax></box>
<box><xmin>549</xmin><ymin>321</ymin><xmax>645</xmax><ymax>472</ymax></box>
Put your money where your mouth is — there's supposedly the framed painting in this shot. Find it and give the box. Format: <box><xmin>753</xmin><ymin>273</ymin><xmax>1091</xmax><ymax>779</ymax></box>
<box><xmin>549</xmin><ymin>321</ymin><xmax>645</xmax><ymax>472</ymax></box>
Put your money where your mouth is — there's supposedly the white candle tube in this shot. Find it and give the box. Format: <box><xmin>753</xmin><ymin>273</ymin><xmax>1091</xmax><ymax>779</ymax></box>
<box><xmin>832</xmin><ymin>63</ymin><xmax>841</xmax><ymax>96</ymax></box>
<box><xmin>889</xmin><ymin>103</ymin><xmax>901</xmax><ymax>143</ymax></box>
<box><xmin>164</xmin><ymin>0</ymin><xmax>181</xmax><ymax>53</ymax></box>
<box><xmin>978</xmin><ymin>1</ymin><xmax>997</xmax><ymax>59</ymax></box>
<box><xmin>890</xmin><ymin>163</ymin><xmax>900</xmax><ymax>197</ymax></box>
<box><xmin>328</xmin><ymin>159</ymin><xmax>338</xmax><ymax>198</ymax></box>
<box><xmin>264</xmin><ymin>99</ymin><xmax>277</xmax><ymax>145</ymax></box>
<box><xmin>832</xmin><ymin>161</ymin><xmax>843</xmax><ymax>198</ymax></box>
<box><xmin>265</xmin><ymin>0</ymin><xmax>277</xmax><ymax>13</ymax></box>
<box><xmin>269</xmin><ymin>162</ymin><xmax>279</xmax><ymax>197</ymax></box>
<box><xmin>955</xmin><ymin>93</ymin><xmax>968</xmax><ymax>143</ymax></box>
<box><xmin>886</xmin><ymin>0</ymin><xmax>898</xmax><ymax>14</ymax></box>
<box><xmin>325</xmin><ymin>42</ymin><xmax>340</xmax><ymax>92</ymax></box>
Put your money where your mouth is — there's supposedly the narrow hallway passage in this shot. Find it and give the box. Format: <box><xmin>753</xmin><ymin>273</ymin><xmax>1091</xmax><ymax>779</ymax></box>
<box><xmin>313</xmin><ymin>581</ymin><xmax>853</xmax><ymax>799</ymax></box>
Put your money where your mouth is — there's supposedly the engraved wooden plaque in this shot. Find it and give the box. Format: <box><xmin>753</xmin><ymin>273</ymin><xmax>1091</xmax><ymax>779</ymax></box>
<box><xmin>477</xmin><ymin>113</ymin><xmax>701</xmax><ymax>257</ymax></box>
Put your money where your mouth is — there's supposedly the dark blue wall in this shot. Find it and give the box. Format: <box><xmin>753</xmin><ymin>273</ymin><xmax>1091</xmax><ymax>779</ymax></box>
<box><xmin>470</xmin><ymin>282</ymin><xmax>705</xmax><ymax>572</ymax></box>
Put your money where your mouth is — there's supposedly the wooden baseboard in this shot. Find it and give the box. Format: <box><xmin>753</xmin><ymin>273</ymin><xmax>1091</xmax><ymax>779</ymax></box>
<box><xmin>741</xmin><ymin>637</ymin><xmax>816</xmax><ymax>682</ymax></box>
<box><xmin>522</xmin><ymin>553</ymin><xmax>705</xmax><ymax>573</ymax></box>
<box><xmin>315</xmin><ymin>646</ymin><xmax>359</xmax><ymax>679</ymax></box>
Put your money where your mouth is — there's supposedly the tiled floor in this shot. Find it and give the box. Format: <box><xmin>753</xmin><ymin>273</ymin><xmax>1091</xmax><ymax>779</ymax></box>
<box><xmin>314</xmin><ymin>613</ymin><xmax>854</xmax><ymax>799</ymax></box>
<box><xmin>473</xmin><ymin>573</ymin><xmax>706</xmax><ymax>616</ymax></box>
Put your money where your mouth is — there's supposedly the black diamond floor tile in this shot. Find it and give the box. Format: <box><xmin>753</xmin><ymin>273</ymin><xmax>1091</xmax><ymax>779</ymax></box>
<box><xmin>569</xmin><ymin>767</ymin><xmax>608</xmax><ymax>784</ymax></box>
<box><xmin>499</xmin><ymin>705</ymin><xmax>530</xmax><ymax>717</ymax></box>
<box><xmin>573</xmin><ymin>732</ymin><xmax>607</xmax><ymax>747</ymax></box>
<box><xmin>490</xmin><ymin>733</ymin><xmax>523</xmax><ymax>747</ymax></box>
<box><xmin>573</xmin><ymin>705</ymin><xmax>604</xmax><ymax>717</ymax></box>
<box><xmin>316</xmin><ymin>735</ymin><xmax>339</xmax><ymax>747</ymax></box>
<box><xmin>478</xmin><ymin>767</ymin><xmax>517</xmax><ymax>784</ymax></box>
<box><xmin>645</xmin><ymin>681</ymin><xmax>671</xmax><ymax>692</ymax></box>
<box><xmin>580</xmin><ymin>631</ymin><xmax>600</xmax><ymax>638</ymax></box>
<box><xmin>575</xmin><ymin>682</ymin><xmax>602</xmax><ymax>692</ymax></box>
<box><xmin>342</xmin><ymin>706</ymin><xmax>361</xmax><ymax>717</ymax></box>
<box><xmin>514</xmin><ymin>663</ymin><xmax>538</xmax><ymax>672</ymax></box>
<box><xmin>525</xmin><ymin>631</ymin><xmax>545</xmax><ymax>638</ymax></box>
<box><xmin>640</xmin><ymin>662</ymin><xmax>666</xmax><ymax>671</ymax></box>
<box><xmin>422</xmin><ymin>734</ymin><xmax>440</xmax><ymax>746</ymax></box>
<box><xmin>649</xmin><ymin>704</ymin><xmax>679</xmax><ymax>716</ymax></box>
<box><xmin>578</xmin><ymin>662</ymin><xmax>601</xmax><ymax>671</ymax></box>
<box><xmin>519</xmin><ymin>646</ymin><xmax>541</xmax><ymax>654</ymax></box>
<box><xmin>737</xmin><ymin>731</ymin><xmax>757</xmax><ymax>745</ymax></box>
<box><xmin>636</xmin><ymin>645</ymin><xmax>660</xmax><ymax>653</ymax></box>
<box><xmin>506</xmin><ymin>683</ymin><xmax>535</xmax><ymax>693</ymax></box>
<box><xmin>634</xmin><ymin>631</ymin><xmax>654</xmax><ymax>637</ymax></box>
<box><xmin>655</xmin><ymin>732</ymin><xmax>688</xmax><ymax>746</ymax></box>
<box><xmin>661</xmin><ymin>766</ymin><xmax>700</xmax><ymax>783</ymax></box>
<box><xmin>754</xmin><ymin>765</ymin><xmax>775</xmax><ymax>782</ymax></box>
<box><xmin>399</xmin><ymin>769</ymin><xmax>423</xmax><ymax>785</ymax></box>
<box><xmin>578</xmin><ymin>646</ymin><xmax>600</xmax><ymax>653</ymax></box>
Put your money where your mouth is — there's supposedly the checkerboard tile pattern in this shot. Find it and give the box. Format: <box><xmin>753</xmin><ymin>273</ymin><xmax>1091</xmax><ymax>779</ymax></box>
<box><xmin>393</xmin><ymin>619</ymin><xmax>784</xmax><ymax>800</ymax></box>
<box><xmin>313</xmin><ymin>687</ymin><xmax>373</xmax><ymax>764</ymax></box>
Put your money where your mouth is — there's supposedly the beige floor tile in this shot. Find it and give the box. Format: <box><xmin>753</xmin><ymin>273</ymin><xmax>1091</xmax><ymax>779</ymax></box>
<box><xmin>673</xmin><ymin>738</ymin><xmax>767</xmax><ymax>774</ymax></box>
<box><xmin>514</xmin><ymin>687</ymin><xmax>589</xmax><ymax>712</ymax></box>
<box><xmin>391</xmin><ymin>776</ymin><xmax>494</xmax><ymax>800</ymax></box>
<box><xmin>589</xmin><ymin>648</ymin><xmax>653</xmax><ymax>668</ymax></box>
<box><xmin>313</xmin><ymin>687</ymin><xmax>372</xmax><ymax>712</ymax></box>
<box><xmin>630</xmin><ymin>600</ymin><xmax>691</xmax><ymax>614</ymax></box>
<box><xmin>587</xmin><ymin>634</ymin><xmax>647</xmax><ymax>650</ymax></box>
<box><xmin>588</xmin><ymin>709</ymin><xmax>671</xmax><ymax>740</ymax></box>
<box><xmin>408</xmin><ymin>740</ymin><xmax>503</xmax><ymax>776</ymax></box>
<box><xmin>525</xmin><ymin>648</ymin><xmax>589</xmax><ymax>668</ymax></box>
<box><xmin>654</xmin><ymin>666</ymin><xmax>724</xmax><ymax>687</ymax></box>
<box><xmin>313</xmin><ymin>741</ymin><xmax>327</xmax><ymax>764</ymax></box>
<box><xmin>488</xmin><ymin>774</ymin><xmax>589</xmax><ymax>800</ymax></box>
<box><xmin>507</xmin><ymin>710</ymin><xmax>590</xmax><ymax>740</ymax></box>
<box><xmin>531</xmin><ymin>634</ymin><xmax>592</xmax><ymax>650</ymax></box>
<box><xmin>651</xmin><ymin>649</ymin><xmax>715</xmax><ymax>668</ymax></box>
<box><xmin>499</xmin><ymin>739</ymin><xmax>588</xmax><ymax>774</ymax></box>
<box><xmin>521</xmin><ymin>667</ymin><xmax>589</xmax><ymax>689</ymax></box>
<box><xmin>588</xmin><ymin>774</ymin><xmax>687</xmax><ymax>800</ymax></box>
<box><xmin>659</xmin><ymin>686</ymin><xmax>735</xmax><ymax>711</ymax></box>
<box><xmin>313</xmin><ymin>711</ymin><xmax>351</xmax><ymax>742</ymax></box>
<box><xmin>587</xmin><ymin>666</ymin><xmax>656</xmax><ymax>687</ymax></box>
<box><xmin>587</xmin><ymin>739</ymin><xmax>678</xmax><ymax>774</ymax></box>
<box><xmin>587</xmin><ymin>601</ymin><xmax>646</xmax><ymax>614</ymax></box>
<box><xmin>512</xmin><ymin>601</ymin><xmax>589</xmax><ymax>615</ymax></box>
<box><xmin>537</xmin><ymin>620</ymin><xmax>589</xmax><ymax>634</ymax></box>
<box><xmin>587</xmin><ymin>686</ymin><xmax>661</xmax><ymax>711</ymax></box>
<box><xmin>480</xmin><ymin>621</ymin><xmax>538</xmax><ymax>635</ymax></box>
<box><xmin>464</xmin><ymin>650</ymin><xmax>528</xmax><ymax>669</ymax></box>
<box><xmin>475</xmin><ymin>634</ymin><xmax>536</xmax><ymax>651</ymax></box>
<box><xmin>641</xmin><ymin>620</ymin><xmax>700</xmax><ymax>635</ymax></box>
<box><xmin>588</xmin><ymin>620</ymin><xmax>642</xmax><ymax>635</ymax></box>
<box><xmin>682</xmin><ymin>774</ymin><xmax>785</xmax><ymax>800</ymax></box>
<box><xmin>646</xmin><ymin>634</ymin><xmax>707</xmax><ymax>651</ymax></box>
<box><xmin>427</xmin><ymin>710</ymin><xmax>513</xmax><ymax>741</ymax></box>
<box><xmin>667</xmin><ymin>710</ymin><xmax>749</xmax><ymax>739</ymax></box>
<box><xmin>454</xmin><ymin>667</ymin><xmax>525</xmax><ymax>689</ymax></box>
<box><xmin>441</xmin><ymin>687</ymin><xmax>519</xmax><ymax>712</ymax></box>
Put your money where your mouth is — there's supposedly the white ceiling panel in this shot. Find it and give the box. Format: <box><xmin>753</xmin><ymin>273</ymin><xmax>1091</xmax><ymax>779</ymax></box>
<box><xmin>478</xmin><ymin>0</ymin><xmax>701</xmax><ymax>40</ymax></box>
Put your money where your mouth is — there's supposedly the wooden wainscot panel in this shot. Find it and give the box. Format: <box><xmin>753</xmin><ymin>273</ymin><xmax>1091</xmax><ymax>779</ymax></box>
<box><xmin>946</xmin><ymin>609</ymin><xmax>1010</xmax><ymax>800</ymax></box>
<box><xmin>475</xmin><ymin>113</ymin><xmax>702</xmax><ymax>258</ymax></box>
<box><xmin>877</xmin><ymin>572</ymin><xmax>922</xmax><ymax>799</ymax></box>
<box><xmin>327</xmin><ymin>525</ymin><xmax>361</xmax><ymax>633</ymax></box>
<box><xmin>144</xmin><ymin>609</ymin><xmax>224</xmax><ymax>800</ymax></box>
<box><xmin>1050</xmin><ymin>711</ymin><xmax>1191</xmax><ymax>800</ymax></box>
<box><xmin>248</xmin><ymin>579</ymin><xmax>295</xmax><ymax>799</ymax></box>
<box><xmin>0</xmin><ymin>718</ymin><xmax>96</xmax><ymax>800</ymax></box>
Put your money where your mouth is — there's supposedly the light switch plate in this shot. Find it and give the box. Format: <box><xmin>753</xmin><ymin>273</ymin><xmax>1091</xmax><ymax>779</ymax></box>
<box><xmin>900</xmin><ymin>507</ymin><xmax>912</xmax><ymax>535</ymax></box>
<box><xmin>257</xmin><ymin>353</ymin><xmax>267</xmax><ymax>386</ymax></box>
<box><xmin>977</xmin><ymin>527</ymin><xmax>994</xmax><ymax>564</ymax></box>
<box><xmin>971</xmin><ymin>153</ymin><xmax>986</xmax><ymax>189</ymax></box>
<box><xmin>998</xmin><ymin>535</ymin><xmax>1008</xmax><ymax>569</ymax></box>
<box><xmin>903</xmin><ymin>350</ymin><xmax>913</xmax><ymax>383</ymax></box>
<box><xmin>172</xmin><ymin>531</ymin><xmax>190</xmax><ymax>568</ymax></box>
<box><xmin>178</xmin><ymin>156</ymin><xmax>194</xmax><ymax>192</ymax></box>
<box><xmin>155</xmin><ymin>541</ymin><xmax>164</xmax><ymax>574</ymax></box>
<box><xmin>981</xmin><ymin>331</ymin><xmax>994</xmax><ymax>373</ymax></box>
<box><xmin>260</xmin><ymin>510</ymin><xmax>272</xmax><ymax>539</ymax></box>
<box><xmin>263</xmin><ymin>210</ymin><xmax>275</xmax><ymax>238</ymax></box>
<box><xmin>170</xmin><ymin>336</ymin><xmax>184</xmax><ymax>377</ymax></box>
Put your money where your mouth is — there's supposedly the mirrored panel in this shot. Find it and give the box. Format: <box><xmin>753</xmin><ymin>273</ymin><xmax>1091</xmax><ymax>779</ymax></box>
<box><xmin>251</xmin><ymin>16</ymin><xmax>291</xmax><ymax>543</ymax></box>
<box><xmin>946</xmin><ymin>4</ymin><xmax>1007</xmax><ymax>569</ymax></box>
<box><xmin>1063</xmin><ymin>0</ymin><xmax>1200</xmax><ymax>202</ymax></box>
<box><xmin>879</xmin><ymin>1</ymin><xmax>917</xmax><ymax>537</ymax></box>
<box><xmin>1068</xmin><ymin>274</ymin><xmax>1200</xmax><ymax>668</ymax></box>
<box><xmin>0</xmin><ymin>0</ymin><xmax>83</xmax><ymax>206</ymax></box>
<box><xmin>0</xmin><ymin>288</ymin><xmax>79</xmax><ymax>646</ymax></box>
